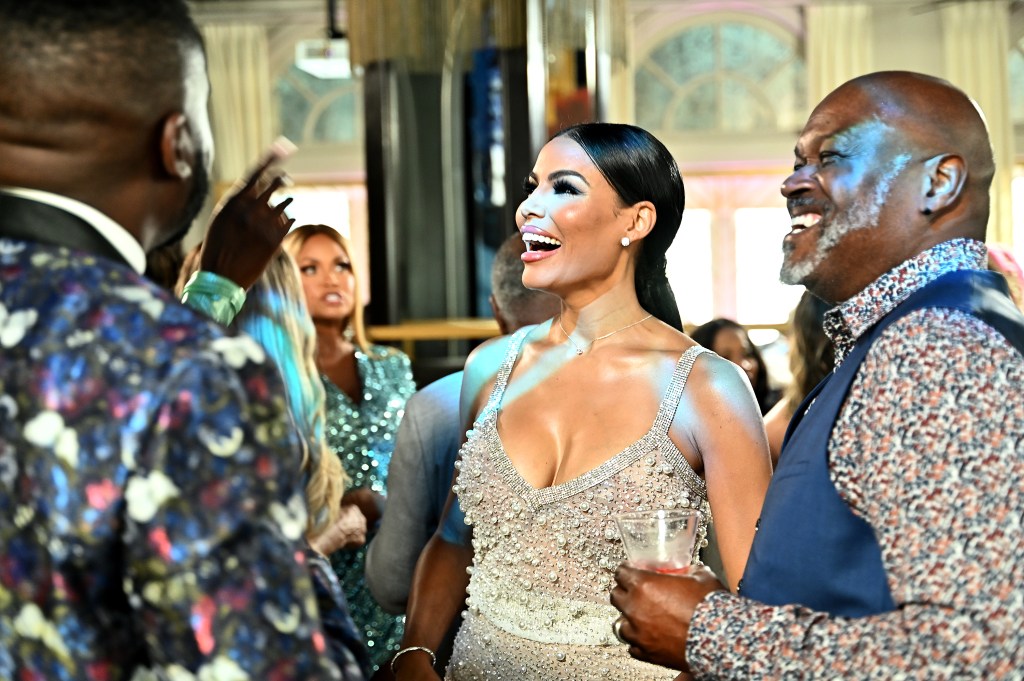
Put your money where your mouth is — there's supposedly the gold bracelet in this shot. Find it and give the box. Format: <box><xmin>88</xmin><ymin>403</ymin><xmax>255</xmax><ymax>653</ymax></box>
<box><xmin>390</xmin><ymin>646</ymin><xmax>436</xmax><ymax>675</ymax></box>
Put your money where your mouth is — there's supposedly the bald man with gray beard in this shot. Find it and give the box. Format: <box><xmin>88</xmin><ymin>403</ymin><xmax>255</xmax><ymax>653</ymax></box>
<box><xmin>612</xmin><ymin>71</ymin><xmax>1024</xmax><ymax>680</ymax></box>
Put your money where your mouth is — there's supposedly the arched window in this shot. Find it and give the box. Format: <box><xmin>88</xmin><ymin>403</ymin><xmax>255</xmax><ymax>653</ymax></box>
<box><xmin>634</xmin><ymin>13</ymin><xmax>805</xmax><ymax>333</ymax></box>
<box><xmin>271</xmin><ymin>34</ymin><xmax>367</xmax><ymax>262</ymax></box>
<box><xmin>276</xmin><ymin>64</ymin><xmax>363</xmax><ymax>145</ymax></box>
<box><xmin>634</xmin><ymin>17</ymin><xmax>805</xmax><ymax>134</ymax></box>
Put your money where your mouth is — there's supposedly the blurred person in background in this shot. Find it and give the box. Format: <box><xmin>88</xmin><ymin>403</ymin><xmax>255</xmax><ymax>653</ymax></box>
<box><xmin>987</xmin><ymin>244</ymin><xmax>1024</xmax><ymax>312</ymax></box>
<box><xmin>285</xmin><ymin>224</ymin><xmax>417</xmax><ymax>674</ymax></box>
<box><xmin>691</xmin><ymin>318</ymin><xmax>779</xmax><ymax>415</ymax></box>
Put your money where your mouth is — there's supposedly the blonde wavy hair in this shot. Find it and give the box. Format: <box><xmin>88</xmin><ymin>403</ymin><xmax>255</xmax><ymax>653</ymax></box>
<box><xmin>178</xmin><ymin>246</ymin><xmax>347</xmax><ymax>539</ymax></box>
<box><xmin>283</xmin><ymin>224</ymin><xmax>371</xmax><ymax>354</ymax></box>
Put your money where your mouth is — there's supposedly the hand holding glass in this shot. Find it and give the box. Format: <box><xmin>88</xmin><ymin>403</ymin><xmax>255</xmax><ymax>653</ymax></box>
<box><xmin>615</xmin><ymin>509</ymin><xmax>701</xmax><ymax>575</ymax></box>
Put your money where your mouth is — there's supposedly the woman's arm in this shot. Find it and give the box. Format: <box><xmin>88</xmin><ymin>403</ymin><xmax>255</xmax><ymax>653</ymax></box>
<box><xmin>393</xmin><ymin>493</ymin><xmax>474</xmax><ymax>680</ymax></box>
<box><xmin>393</xmin><ymin>335</ymin><xmax>513</xmax><ymax>679</ymax></box>
<box><xmin>683</xmin><ymin>355</ymin><xmax>773</xmax><ymax>590</ymax></box>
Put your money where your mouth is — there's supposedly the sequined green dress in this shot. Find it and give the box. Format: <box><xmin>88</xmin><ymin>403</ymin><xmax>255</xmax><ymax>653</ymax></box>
<box><xmin>448</xmin><ymin>330</ymin><xmax>711</xmax><ymax>680</ymax></box>
<box><xmin>324</xmin><ymin>345</ymin><xmax>416</xmax><ymax>671</ymax></box>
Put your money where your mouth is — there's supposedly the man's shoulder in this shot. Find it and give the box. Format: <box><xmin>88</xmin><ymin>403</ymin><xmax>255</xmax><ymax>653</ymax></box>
<box><xmin>870</xmin><ymin>305</ymin><xmax>1024</xmax><ymax>388</ymax></box>
<box><xmin>401</xmin><ymin>371</ymin><xmax>463</xmax><ymax>440</ymax></box>
<box><xmin>1</xmin><ymin>243</ymin><xmax>264</xmax><ymax>377</ymax></box>
<box><xmin>8</xmin><ymin>245</ymin><xmax>233</xmax><ymax>339</ymax></box>
<box><xmin>410</xmin><ymin>371</ymin><xmax>463</xmax><ymax>407</ymax></box>
<box><xmin>887</xmin><ymin>304</ymin><xmax>1023</xmax><ymax>354</ymax></box>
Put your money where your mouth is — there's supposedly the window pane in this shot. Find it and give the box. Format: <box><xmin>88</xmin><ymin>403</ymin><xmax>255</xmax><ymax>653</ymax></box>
<box><xmin>311</xmin><ymin>89</ymin><xmax>360</xmax><ymax>143</ymax></box>
<box><xmin>667</xmin><ymin>209</ymin><xmax>713</xmax><ymax>326</ymax></box>
<box><xmin>635</xmin><ymin>66</ymin><xmax>674</xmax><ymax>131</ymax></box>
<box><xmin>635</xmin><ymin>17</ymin><xmax>804</xmax><ymax>135</ymax></box>
<box><xmin>649</xmin><ymin>25</ymin><xmax>716</xmax><ymax>86</ymax></box>
<box><xmin>674</xmin><ymin>80</ymin><xmax>718</xmax><ymax>131</ymax></box>
<box><xmin>721</xmin><ymin>78</ymin><xmax>773</xmax><ymax>131</ymax></box>
<box><xmin>1011</xmin><ymin>47</ymin><xmax>1024</xmax><ymax>127</ymax></box>
<box><xmin>720</xmin><ymin>22</ymin><xmax>787</xmax><ymax>81</ymax></box>
<box><xmin>733</xmin><ymin>207</ymin><xmax>803</xmax><ymax>324</ymax></box>
<box><xmin>276</xmin><ymin>64</ymin><xmax>360</xmax><ymax>144</ymax></box>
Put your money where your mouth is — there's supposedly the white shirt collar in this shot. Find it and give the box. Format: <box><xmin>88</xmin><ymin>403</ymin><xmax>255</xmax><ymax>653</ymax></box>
<box><xmin>0</xmin><ymin>187</ymin><xmax>147</xmax><ymax>274</ymax></box>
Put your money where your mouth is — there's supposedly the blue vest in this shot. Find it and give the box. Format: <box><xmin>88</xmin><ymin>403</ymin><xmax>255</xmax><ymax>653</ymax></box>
<box><xmin>740</xmin><ymin>269</ymin><xmax>1024</xmax><ymax>617</ymax></box>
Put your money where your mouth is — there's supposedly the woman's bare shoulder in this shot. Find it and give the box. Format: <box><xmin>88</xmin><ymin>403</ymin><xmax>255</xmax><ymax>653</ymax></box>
<box><xmin>684</xmin><ymin>348</ymin><xmax>756</xmax><ymax>404</ymax></box>
<box><xmin>460</xmin><ymin>323</ymin><xmax>546</xmax><ymax>422</ymax></box>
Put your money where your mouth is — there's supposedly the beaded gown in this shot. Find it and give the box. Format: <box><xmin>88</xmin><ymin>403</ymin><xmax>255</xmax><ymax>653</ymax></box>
<box><xmin>448</xmin><ymin>330</ymin><xmax>711</xmax><ymax>680</ymax></box>
<box><xmin>323</xmin><ymin>345</ymin><xmax>416</xmax><ymax>671</ymax></box>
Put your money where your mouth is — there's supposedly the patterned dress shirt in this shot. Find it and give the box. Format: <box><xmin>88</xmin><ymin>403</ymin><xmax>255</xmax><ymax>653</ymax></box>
<box><xmin>688</xmin><ymin>239</ymin><xmax>1024</xmax><ymax>679</ymax></box>
<box><xmin>0</xmin><ymin>237</ymin><xmax>341</xmax><ymax>680</ymax></box>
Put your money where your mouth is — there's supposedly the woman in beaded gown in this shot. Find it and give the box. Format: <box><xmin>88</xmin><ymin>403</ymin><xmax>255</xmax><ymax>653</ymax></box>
<box><xmin>394</xmin><ymin>124</ymin><xmax>773</xmax><ymax>681</ymax></box>
<box><xmin>285</xmin><ymin>224</ymin><xmax>417</xmax><ymax>673</ymax></box>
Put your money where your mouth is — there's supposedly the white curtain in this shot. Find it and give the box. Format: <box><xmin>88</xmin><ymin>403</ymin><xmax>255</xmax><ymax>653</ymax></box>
<box><xmin>806</xmin><ymin>3</ymin><xmax>873</xmax><ymax>106</ymax></box>
<box><xmin>201</xmin><ymin>24</ymin><xmax>275</xmax><ymax>185</ymax></box>
<box><xmin>940</xmin><ymin>1</ymin><xmax>1014</xmax><ymax>247</ymax></box>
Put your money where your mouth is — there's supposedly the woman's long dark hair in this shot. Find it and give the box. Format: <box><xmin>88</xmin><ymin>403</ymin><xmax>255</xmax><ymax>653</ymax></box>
<box><xmin>553</xmin><ymin>123</ymin><xmax>684</xmax><ymax>331</ymax></box>
<box><xmin>786</xmin><ymin>291</ymin><xmax>834</xmax><ymax>407</ymax></box>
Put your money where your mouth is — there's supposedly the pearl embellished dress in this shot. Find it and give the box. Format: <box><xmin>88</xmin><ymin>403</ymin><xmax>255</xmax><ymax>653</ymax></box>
<box><xmin>448</xmin><ymin>330</ymin><xmax>711</xmax><ymax>680</ymax></box>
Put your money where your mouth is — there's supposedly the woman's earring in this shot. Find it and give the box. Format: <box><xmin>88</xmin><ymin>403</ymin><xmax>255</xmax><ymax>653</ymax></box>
<box><xmin>343</xmin><ymin>323</ymin><xmax>356</xmax><ymax>342</ymax></box>
<box><xmin>620</xmin><ymin>236</ymin><xmax>630</xmax><ymax>247</ymax></box>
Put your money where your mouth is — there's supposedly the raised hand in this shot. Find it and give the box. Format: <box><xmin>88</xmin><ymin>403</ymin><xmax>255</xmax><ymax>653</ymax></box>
<box><xmin>199</xmin><ymin>137</ymin><xmax>297</xmax><ymax>290</ymax></box>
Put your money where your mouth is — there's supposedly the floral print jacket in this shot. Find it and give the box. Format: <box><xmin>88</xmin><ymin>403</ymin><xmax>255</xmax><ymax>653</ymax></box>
<box><xmin>0</xmin><ymin>237</ymin><xmax>341</xmax><ymax>680</ymax></box>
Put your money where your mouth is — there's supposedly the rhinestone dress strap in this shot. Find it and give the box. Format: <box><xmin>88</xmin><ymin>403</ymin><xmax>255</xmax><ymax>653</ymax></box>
<box><xmin>651</xmin><ymin>345</ymin><xmax>711</xmax><ymax>439</ymax></box>
<box><xmin>482</xmin><ymin>344</ymin><xmax>710</xmax><ymax>509</ymax></box>
<box><xmin>476</xmin><ymin>326</ymin><xmax>533</xmax><ymax>425</ymax></box>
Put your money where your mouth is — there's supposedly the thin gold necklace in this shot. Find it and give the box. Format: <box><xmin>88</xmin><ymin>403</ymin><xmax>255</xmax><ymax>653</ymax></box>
<box><xmin>557</xmin><ymin>313</ymin><xmax>653</xmax><ymax>356</ymax></box>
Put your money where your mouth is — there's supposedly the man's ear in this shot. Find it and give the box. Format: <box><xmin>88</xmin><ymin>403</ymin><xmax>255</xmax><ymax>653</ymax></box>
<box><xmin>627</xmin><ymin>201</ymin><xmax>657</xmax><ymax>242</ymax></box>
<box><xmin>920</xmin><ymin>153</ymin><xmax>966</xmax><ymax>217</ymax></box>
<box><xmin>160</xmin><ymin>112</ymin><xmax>195</xmax><ymax>180</ymax></box>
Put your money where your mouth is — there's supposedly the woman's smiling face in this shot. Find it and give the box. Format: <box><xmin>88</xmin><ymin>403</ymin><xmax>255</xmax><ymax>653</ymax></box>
<box><xmin>516</xmin><ymin>136</ymin><xmax>630</xmax><ymax>297</ymax></box>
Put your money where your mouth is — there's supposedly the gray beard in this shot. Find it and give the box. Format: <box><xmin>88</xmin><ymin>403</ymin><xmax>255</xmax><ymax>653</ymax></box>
<box><xmin>780</xmin><ymin>153</ymin><xmax>911</xmax><ymax>286</ymax></box>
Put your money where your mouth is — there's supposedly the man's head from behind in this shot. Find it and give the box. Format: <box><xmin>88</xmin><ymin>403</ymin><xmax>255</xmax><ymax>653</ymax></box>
<box><xmin>0</xmin><ymin>0</ymin><xmax>212</xmax><ymax>252</ymax></box>
<box><xmin>490</xmin><ymin>233</ymin><xmax>560</xmax><ymax>334</ymax></box>
<box><xmin>780</xmin><ymin>70</ymin><xmax>994</xmax><ymax>304</ymax></box>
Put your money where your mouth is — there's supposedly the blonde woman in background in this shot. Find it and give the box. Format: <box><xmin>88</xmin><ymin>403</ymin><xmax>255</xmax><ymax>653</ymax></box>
<box><xmin>285</xmin><ymin>224</ymin><xmax>417</xmax><ymax>673</ymax></box>
<box><xmin>179</xmin><ymin>247</ymin><xmax>371</xmax><ymax>679</ymax></box>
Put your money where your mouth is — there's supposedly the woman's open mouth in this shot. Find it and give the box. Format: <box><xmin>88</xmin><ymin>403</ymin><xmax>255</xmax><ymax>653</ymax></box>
<box><xmin>522</xmin><ymin>232</ymin><xmax>562</xmax><ymax>253</ymax></box>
